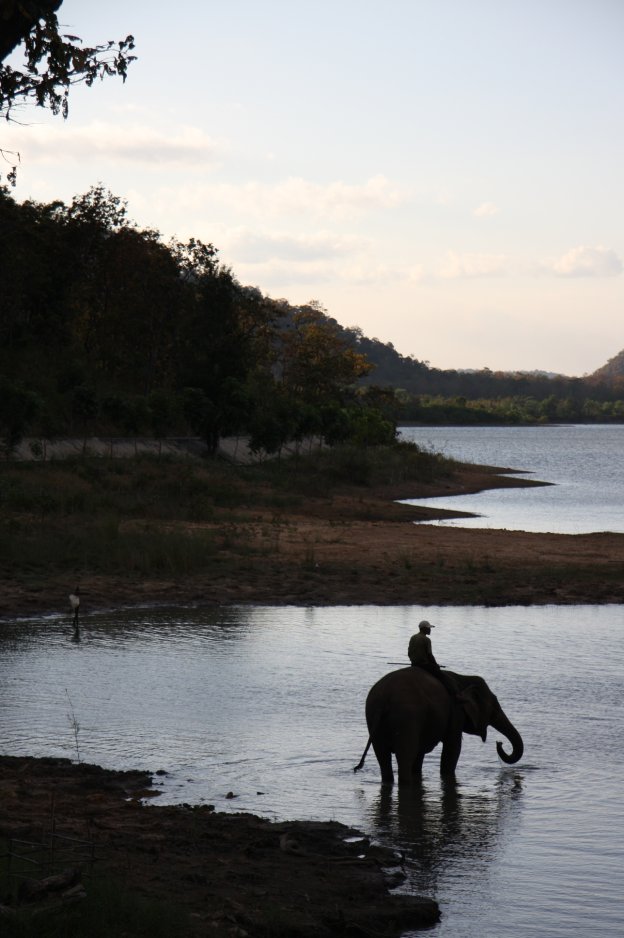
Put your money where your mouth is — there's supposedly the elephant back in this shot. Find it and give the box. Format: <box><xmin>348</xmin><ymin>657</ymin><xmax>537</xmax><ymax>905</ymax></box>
<box><xmin>366</xmin><ymin>666</ymin><xmax>451</xmax><ymax>721</ymax></box>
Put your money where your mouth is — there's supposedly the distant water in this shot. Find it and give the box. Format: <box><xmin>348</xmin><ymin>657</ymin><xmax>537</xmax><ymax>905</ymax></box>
<box><xmin>399</xmin><ymin>424</ymin><xmax>624</xmax><ymax>534</ymax></box>
<box><xmin>1</xmin><ymin>603</ymin><xmax>623</xmax><ymax>937</ymax></box>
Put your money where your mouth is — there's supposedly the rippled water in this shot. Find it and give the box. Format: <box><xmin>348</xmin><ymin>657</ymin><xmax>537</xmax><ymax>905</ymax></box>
<box><xmin>399</xmin><ymin>424</ymin><xmax>624</xmax><ymax>534</ymax></box>
<box><xmin>1</xmin><ymin>603</ymin><xmax>623</xmax><ymax>936</ymax></box>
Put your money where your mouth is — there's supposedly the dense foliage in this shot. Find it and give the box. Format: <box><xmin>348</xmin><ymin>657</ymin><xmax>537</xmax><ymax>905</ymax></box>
<box><xmin>0</xmin><ymin>186</ymin><xmax>395</xmax><ymax>454</ymax></box>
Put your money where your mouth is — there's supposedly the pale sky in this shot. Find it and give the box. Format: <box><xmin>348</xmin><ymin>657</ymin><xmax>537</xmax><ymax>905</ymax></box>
<box><xmin>4</xmin><ymin>0</ymin><xmax>624</xmax><ymax>375</ymax></box>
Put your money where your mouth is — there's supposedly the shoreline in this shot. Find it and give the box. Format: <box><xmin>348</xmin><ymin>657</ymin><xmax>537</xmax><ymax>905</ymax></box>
<box><xmin>2</xmin><ymin>463</ymin><xmax>623</xmax><ymax>618</ymax></box>
<box><xmin>0</xmin><ymin>754</ymin><xmax>440</xmax><ymax>936</ymax></box>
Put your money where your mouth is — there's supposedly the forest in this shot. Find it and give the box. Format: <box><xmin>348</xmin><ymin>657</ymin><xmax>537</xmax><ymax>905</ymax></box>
<box><xmin>0</xmin><ymin>184</ymin><xmax>397</xmax><ymax>456</ymax></box>
<box><xmin>2</xmin><ymin>183</ymin><xmax>624</xmax><ymax>458</ymax></box>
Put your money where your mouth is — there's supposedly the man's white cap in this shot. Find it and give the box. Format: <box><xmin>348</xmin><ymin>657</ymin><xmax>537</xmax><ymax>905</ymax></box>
<box><xmin>418</xmin><ymin>620</ymin><xmax>435</xmax><ymax>629</ymax></box>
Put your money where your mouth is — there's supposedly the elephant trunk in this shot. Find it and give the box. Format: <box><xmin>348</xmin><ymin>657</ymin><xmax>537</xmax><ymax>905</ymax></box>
<box><xmin>492</xmin><ymin>711</ymin><xmax>524</xmax><ymax>764</ymax></box>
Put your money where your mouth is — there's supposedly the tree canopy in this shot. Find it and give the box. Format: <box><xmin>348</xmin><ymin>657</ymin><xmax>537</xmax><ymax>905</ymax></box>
<box><xmin>0</xmin><ymin>185</ymin><xmax>395</xmax><ymax>455</ymax></box>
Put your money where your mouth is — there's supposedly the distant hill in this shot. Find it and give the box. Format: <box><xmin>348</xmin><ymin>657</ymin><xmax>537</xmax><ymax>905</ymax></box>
<box><xmin>334</xmin><ymin>323</ymin><xmax>581</xmax><ymax>400</ymax></box>
<box><xmin>333</xmin><ymin>321</ymin><xmax>624</xmax><ymax>401</ymax></box>
<box><xmin>592</xmin><ymin>349</ymin><xmax>624</xmax><ymax>381</ymax></box>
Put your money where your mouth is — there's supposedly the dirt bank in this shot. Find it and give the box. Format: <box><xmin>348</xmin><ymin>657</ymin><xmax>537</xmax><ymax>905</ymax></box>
<box><xmin>0</xmin><ymin>756</ymin><xmax>439</xmax><ymax>936</ymax></box>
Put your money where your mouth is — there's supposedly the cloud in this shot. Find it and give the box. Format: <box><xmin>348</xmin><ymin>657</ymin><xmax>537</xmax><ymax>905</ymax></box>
<box><xmin>437</xmin><ymin>251</ymin><xmax>509</xmax><ymax>279</ymax></box>
<box><xmin>549</xmin><ymin>245</ymin><xmax>623</xmax><ymax>278</ymax></box>
<box><xmin>223</xmin><ymin>229</ymin><xmax>369</xmax><ymax>264</ymax></box>
<box><xmin>407</xmin><ymin>264</ymin><xmax>426</xmax><ymax>283</ymax></box>
<box><xmin>223</xmin><ymin>228</ymin><xmax>410</xmax><ymax>289</ymax></box>
<box><xmin>235</xmin><ymin>257</ymin><xmax>403</xmax><ymax>289</ymax></box>
<box><xmin>474</xmin><ymin>201</ymin><xmax>499</xmax><ymax>217</ymax></box>
<box><xmin>234</xmin><ymin>258</ymin><xmax>337</xmax><ymax>287</ymax></box>
<box><xmin>152</xmin><ymin>174</ymin><xmax>409</xmax><ymax>222</ymax></box>
<box><xmin>5</xmin><ymin>121</ymin><xmax>225</xmax><ymax>167</ymax></box>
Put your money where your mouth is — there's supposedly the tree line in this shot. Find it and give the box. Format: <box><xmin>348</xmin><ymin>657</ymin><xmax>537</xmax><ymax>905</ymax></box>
<box><xmin>0</xmin><ymin>185</ymin><xmax>397</xmax><ymax>456</ymax></box>
<box><xmin>399</xmin><ymin>394</ymin><xmax>624</xmax><ymax>425</ymax></box>
<box><xmin>342</xmin><ymin>329</ymin><xmax>624</xmax><ymax>405</ymax></box>
<box><xmin>3</xmin><ymin>182</ymin><xmax>624</xmax><ymax>457</ymax></box>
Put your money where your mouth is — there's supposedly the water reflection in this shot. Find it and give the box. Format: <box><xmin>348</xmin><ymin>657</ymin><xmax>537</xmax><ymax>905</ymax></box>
<box><xmin>55</xmin><ymin>603</ymin><xmax>255</xmax><ymax>649</ymax></box>
<box><xmin>369</xmin><ymin>770</ymin><xmax>524</xmax><ymax>897</ymax></box>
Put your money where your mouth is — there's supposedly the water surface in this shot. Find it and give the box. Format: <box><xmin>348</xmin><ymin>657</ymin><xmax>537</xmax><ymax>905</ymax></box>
<box><xmin>1</xmin><ymin>603</ymin><xmax>623</xmax><ymax>936</ymax></box>
<box><xmin>399</xmin><ymin>424</ymin><xmax>624</xmax><ymax>534</ymax></box>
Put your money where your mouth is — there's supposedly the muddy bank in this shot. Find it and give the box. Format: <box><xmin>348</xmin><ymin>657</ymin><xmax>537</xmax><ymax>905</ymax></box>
<box><xmin>0</xmin><ymin>756</ymin><xmax>439</xmax><ymax>936</ymax></box>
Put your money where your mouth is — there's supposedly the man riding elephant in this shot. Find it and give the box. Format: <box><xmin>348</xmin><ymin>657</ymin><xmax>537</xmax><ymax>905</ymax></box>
<box><xmin>408</xmin><ymin>621</ymin><xmax>457</xmax><ymax>697</ymax></box>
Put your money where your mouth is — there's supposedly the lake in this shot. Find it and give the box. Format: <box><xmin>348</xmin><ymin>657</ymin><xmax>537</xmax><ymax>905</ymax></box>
<box><xmin>399</xmin><ymin>424</ymin><xmax>624</xmax><ymax>534</ymax></box>
<box><xmin>1</xmin><ymin>603</ymin><xmax>623</xmax><ymax>937</ymax></box>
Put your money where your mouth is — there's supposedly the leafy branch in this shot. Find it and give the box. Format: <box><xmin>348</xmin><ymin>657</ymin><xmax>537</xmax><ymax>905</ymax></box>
<box><xmin>1</xmin><ymin>14</ymin><xmax>135</xmax><ymax>119</ymax></box>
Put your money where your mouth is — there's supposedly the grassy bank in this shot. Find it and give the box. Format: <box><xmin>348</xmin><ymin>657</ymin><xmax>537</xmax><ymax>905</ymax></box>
<box><xmin>0</xmin><ymin>442</ymin><xmax>456</xmax><ymax>584</ymax></box>
<box><xmin>3</xmin><ymin>441</ymin><xmax>622</xmax><ymax>613</ymax></box>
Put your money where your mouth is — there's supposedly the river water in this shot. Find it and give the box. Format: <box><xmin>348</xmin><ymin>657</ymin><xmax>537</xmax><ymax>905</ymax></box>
<box><xmin>399</xmin><ymin>424</ymin><xmax>624</xmax><ymax>534</ymax></box>
<box><xmin>1</xmin><ymin>603</ymin><xmax>623</xmax><ymax>937</ymax></box>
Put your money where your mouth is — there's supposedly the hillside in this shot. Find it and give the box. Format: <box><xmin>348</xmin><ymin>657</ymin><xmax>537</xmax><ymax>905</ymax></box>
<box><xmin>339</xmin><ymin>323</ymin><xmax>624</xmax><ymax>401</ymax></box>
<box><xmin>591</xmin><ymin>348</ymin><xmax>624</xmax><ymax>381</ymax></box>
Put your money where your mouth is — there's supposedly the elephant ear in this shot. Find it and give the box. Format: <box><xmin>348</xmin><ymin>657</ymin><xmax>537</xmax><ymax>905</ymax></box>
<box><xmin>457</xmin><ymin>685</ymin><xmax>488</xmax><ymax>742</ymax></box>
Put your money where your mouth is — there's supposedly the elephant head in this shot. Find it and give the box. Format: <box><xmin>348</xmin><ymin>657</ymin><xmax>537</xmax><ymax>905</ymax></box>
<box><xmin>455</xmin><ymin>676</ymin><xmax>524</xmax><ymax>764</ymax></box>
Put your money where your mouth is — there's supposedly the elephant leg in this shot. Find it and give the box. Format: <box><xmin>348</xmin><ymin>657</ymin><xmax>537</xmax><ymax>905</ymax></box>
<box><xmin>371</xmin><ymin>739</ymin><xmax>394</xmax><ymax>785</ymax></box>
<box><xmin>412</xmin><ymin>751</ymin><xmax>425</xmax><ymax>778</ymax></box>
<box><xmin>396</xmin><ymin>740</ymin><xmax>421</xmax><ymax>786</ymax></box>
<box><xmin>440</xmin><ymin>733</ymin><xmax>462</xmax><ymax>777</ymax></box>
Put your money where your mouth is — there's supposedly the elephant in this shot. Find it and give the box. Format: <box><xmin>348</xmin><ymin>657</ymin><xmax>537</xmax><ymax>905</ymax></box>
<box><xmin>354</xmin><ymin>667</ymin><xmax>524</xmax><ymax>784</ymax></box>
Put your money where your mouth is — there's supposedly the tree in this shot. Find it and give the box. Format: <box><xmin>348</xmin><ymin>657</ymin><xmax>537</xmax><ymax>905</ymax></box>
<box><xmin>175</xmin><ymin>242</ymin><xmax>276</xmax><ymax>454</ymax></box>
<box><xmin>1</xmin><ymin>2</ymin><xmax>135</xmax><ymax>182</ymax></box>
<box><xmin>61</xmin><ymin>189</ymin><xmax>181</xmax><ymax>394</ymax></box>
<box><xmin>277</xmin><ymin>304</ymin><xmax>373</xmax><ymax>407</ymax></box>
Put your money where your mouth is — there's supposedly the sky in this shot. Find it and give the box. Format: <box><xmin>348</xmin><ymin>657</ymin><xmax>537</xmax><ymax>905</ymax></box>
<box><xmin>3</xmin><ymin>0</ymin><xmax>624</xmax><ymax>376</ymax></box>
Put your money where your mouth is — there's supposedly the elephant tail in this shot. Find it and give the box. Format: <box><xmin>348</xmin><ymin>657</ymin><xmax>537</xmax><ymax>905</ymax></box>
<box><xmin>353</xmin><ymin>737</ymin><xmax>372</xmax><ymax>773</ymax></box>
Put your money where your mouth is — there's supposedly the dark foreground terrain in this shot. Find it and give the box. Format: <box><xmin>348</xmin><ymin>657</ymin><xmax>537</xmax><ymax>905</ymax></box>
<box><xmin>0</xmin><ymin>756</ymin><xmax>439</xmax><ymax>936</ymax></box>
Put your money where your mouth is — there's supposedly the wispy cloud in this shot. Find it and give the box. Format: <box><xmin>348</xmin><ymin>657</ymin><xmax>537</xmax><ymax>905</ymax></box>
<box><xmin>474</xmin><ymin>201</ymin><xmax>499</xmax><ymax>217</ymax></box>
<box><xmin>5</xmin><ymin>121</ymin><xmax>226</xmax><ymax>167</ymax></box>
<box><xmin>223</xmin><ymin>227</ymin><xmax>413</xmax><ymax>289</ymax></box>
<box><xmin>234</xmin><ymin>256</ymin><xmax>401</xmax><ymax>289</ymax></box>
<box><xmin>437</xmin><ymin>251</ymin><xmax>509</xmax><ymax>279</ymax></box>
<box><xmin>549</xmin><ymin>245</ymin><xmax>623</xmax><ymax>278</ymax></box>
<box><xmin>150</xmin><ymin>174</ymin><xmax>410</xmax><ymax>222</ymax></box>
<box><xmin>222</xmin><ymin>228</ymin><xmax>370</xmax><ymax>264</ymax></box>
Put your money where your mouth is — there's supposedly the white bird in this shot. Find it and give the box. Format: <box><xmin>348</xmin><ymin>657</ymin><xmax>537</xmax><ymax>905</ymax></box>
<box><xmin>69</xmin><ymin>587</ymin><xmax>80</xmax><ymax>625</ymax></box>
